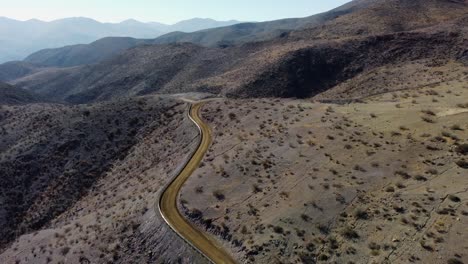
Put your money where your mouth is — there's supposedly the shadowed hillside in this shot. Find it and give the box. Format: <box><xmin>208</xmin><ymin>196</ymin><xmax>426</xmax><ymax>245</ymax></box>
<box><xmin>0</xmin><ymin>61</ymin><xmax>40</xmax><ymax>82</ymax></box>
<box><xmin>24</xmin><ymin>37</ymin><xmax>150</xmax><ymax>67</ymax></box>
<box><xmin>0</xmin><ymin>82</ymin><xmax>39</xmax><ymax>105</ymax></box>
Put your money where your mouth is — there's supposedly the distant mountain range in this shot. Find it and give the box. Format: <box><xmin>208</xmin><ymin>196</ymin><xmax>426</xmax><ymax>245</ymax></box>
<box><xmin>0</xmin><ymin>17</ymin><xmax>242</xmax><ymax>63</ymax></box>
<box><xmin>7</xmin><ymin>0</ymin><xmax>466</xmax><ymax>104</ymax></box>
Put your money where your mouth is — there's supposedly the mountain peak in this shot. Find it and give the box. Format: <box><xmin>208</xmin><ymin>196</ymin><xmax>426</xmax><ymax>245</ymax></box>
<box><xmin>174</xmin><ymin>17</ymin><xmax>241</xmax><ymax>25</ymax></box>
<box><xmin>51</xmin><ymin>17</ymin><xmax>101</xmax><ymax>24</ymax></box>
<box><xmin>169</xmin><ymin>18</ymin><xmax>243</xmax><ymax>32</ymax></box>
<box><xmin>120</xmin><ymin>19</ymin><xmax>144</xmax><ymax>25</ymax></box>
<box><xmin>26</xmin><ymin>18</ymin><xmax>44</xmax><ymax>23</ymax></box>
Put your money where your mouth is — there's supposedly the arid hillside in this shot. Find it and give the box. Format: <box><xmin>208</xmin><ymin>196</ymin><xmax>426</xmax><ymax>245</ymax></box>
<box><xmin>179</xmin><ymin>75</ymin><xmax>468</xmax><ymax>264</ymax></box>
<box><xmin>10</xmin><ymin>16</ymin><xmax>468</xmax><ymax>104</ymax></box>
<box><xmin>0</xmin><ymin>96</ymin><xmax>209</xmax><ymax>264</ymax></box>
<box><xmin>6</xmin><ymin>0</ymin><xmax>467</xmax><ymax>104</ymax></box>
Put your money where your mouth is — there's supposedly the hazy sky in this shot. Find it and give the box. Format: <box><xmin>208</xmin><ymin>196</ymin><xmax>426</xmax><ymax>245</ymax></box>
<box><xmin>1</xmin><ymin>0</ymin><xmax>350</xmax><ymax>24</ymax></box>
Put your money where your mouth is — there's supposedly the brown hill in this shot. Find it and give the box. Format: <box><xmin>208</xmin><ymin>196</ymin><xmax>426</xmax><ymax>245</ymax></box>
<box><xmin>178</xmin><ymin>86</ymin><xmax>468</xmax><ymax>263</ymax></box>
<box><xmin>10</xmin><ymin>0</ymin><xmax>468</xmax><ymax>103</ymax></box>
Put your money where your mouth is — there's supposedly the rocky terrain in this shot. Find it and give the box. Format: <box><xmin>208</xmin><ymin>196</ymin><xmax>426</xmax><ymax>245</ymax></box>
<box><xmin>0</xmin><ymin>96</ymin><xmax>208</xmax><ymax>263</ymax></box>
<box><xmin>180</xmin><ymin>77</ymin><xmax>468</xmax><ymax>263</ymax></box>
<box><xmin>0</xmin><ymin>0</ymin><xmax>467</xmax><ymax>263</ymax></box>
<box><xmin>293</xmin><ymin>0</ymin><xmax>468</xmax><ymax>40</ymax></box>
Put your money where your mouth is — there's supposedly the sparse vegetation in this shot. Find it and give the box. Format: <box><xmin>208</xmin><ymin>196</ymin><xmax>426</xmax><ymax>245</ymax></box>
<box><xmin>354</xmin><ymin>208</ymin><xmax>369</xmax><ymax>220</ymax></box>
<box><xmin>455</xmin><ymin>144</ymin><xmax>468</xmax><ymax>155</ymax></box>
<box><xmin>414</xmin><ymin>175</ymin><xmax>427</xmax><ymax>181</ymax></box>
<box><xmin>273</xmin><ymin>226</ymin><xmax>284</xmax><ymax>234</ymax></box>
<box><xmin>456</xmin><ymin>160</ymin><xmax>468</xmax><ymax>169</ymax></box>
<box><xmin>341</xmin><ymin>226</ymin><xmax>359</xmax><ymax>240</ymax></box>
<box><xmin>213</xmin><ymin>190</ymin><xmax>226</xmax><ymax>201</ymax></box>
<box><xmin>422</xmin><ymin>116</ymin><xmax>436</xmax><ymax>123</ymax></box>
<box><xmin>422</xmin><ymin>110</ymin><xmax>436</xmax><ymax>116</ymax></box>
<box><xmin>447</xmin><ymin>258</ymin><xmax>464</xmax><ymax>264</ymax></box>
<box><xmin>448</xmin><ymin>195</ymin><xmax>461</xmax><ymax>203</ymax></box>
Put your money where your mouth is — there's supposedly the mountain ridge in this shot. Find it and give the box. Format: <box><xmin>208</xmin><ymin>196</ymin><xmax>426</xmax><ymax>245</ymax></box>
<box><xmin>10</xmin><ymin>0</ymin><xmax>467</xmax><ymax>103</ymax></box>
<box><xmin>19</xmin><ymin>0</ymin><xmax>467</xmax><ymax>69</ymax></box>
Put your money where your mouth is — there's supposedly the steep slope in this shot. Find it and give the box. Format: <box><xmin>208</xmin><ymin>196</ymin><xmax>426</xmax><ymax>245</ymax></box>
<box><xmin>0</xmin><ymin>82</ymin><xmax>39</xmax><ymax>104</ymax></box>
<box><xmin>152</xmin><ymin>0</ymin><xmax>467</xmax><ymax>47</ymax></box>
<box><xmin>294</xmin><ymin>0</ymin><xmax>468</xmax><ymax>40</ymax></box>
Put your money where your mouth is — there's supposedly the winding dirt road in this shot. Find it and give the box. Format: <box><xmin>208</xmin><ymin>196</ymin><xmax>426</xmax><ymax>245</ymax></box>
<box><xmin>158</xmin><ymin>102</ymin><xmax>237</xmax><ymax>264</ymax></box>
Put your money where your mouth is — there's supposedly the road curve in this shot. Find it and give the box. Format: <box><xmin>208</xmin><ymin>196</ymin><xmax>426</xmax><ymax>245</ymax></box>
<box><xmin>158</xmin><ymin>102</ymin><xmax>237</xmax><ymax>264</ymax></box>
